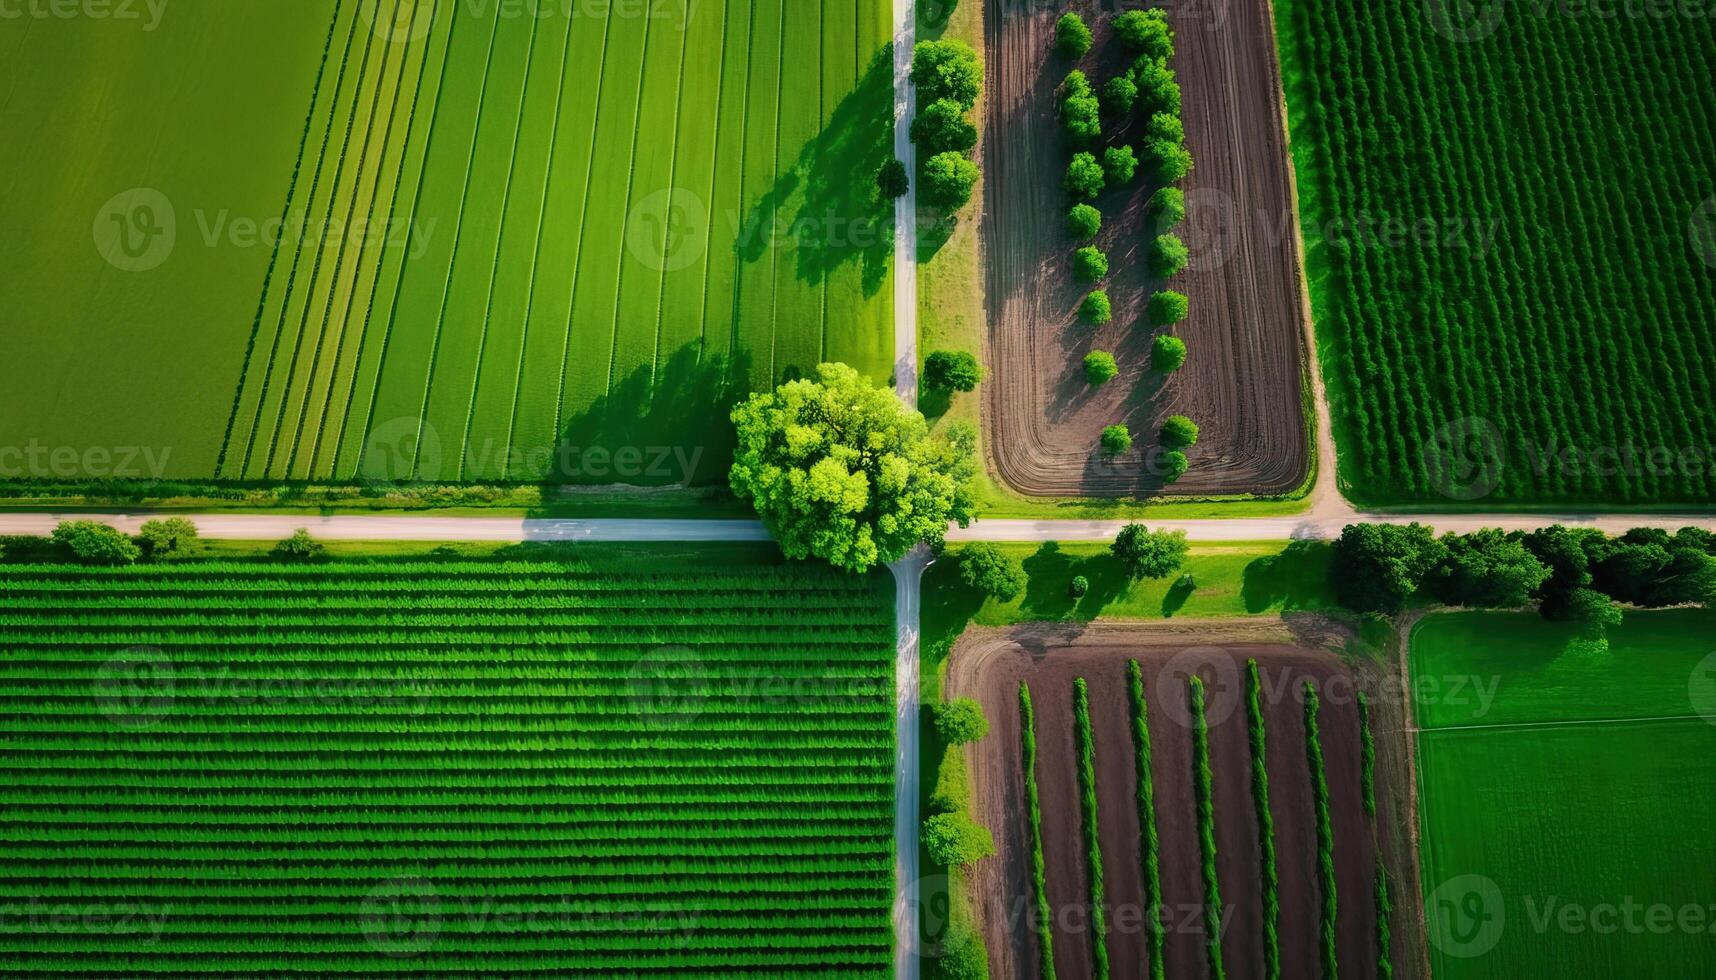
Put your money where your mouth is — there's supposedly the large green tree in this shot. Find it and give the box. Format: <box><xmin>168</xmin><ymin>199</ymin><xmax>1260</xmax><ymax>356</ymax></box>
<box><xmin>729</xmin><ymin>363</ymin><xmax>977</xmax><ymax>573</ymax></box>
<box><xmin>912</xmin><ymin>39</ymin><xmax>983</xmax><ymax>110</ymax></box>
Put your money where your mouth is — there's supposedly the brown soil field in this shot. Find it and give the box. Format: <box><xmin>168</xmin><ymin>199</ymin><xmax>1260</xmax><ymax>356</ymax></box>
<box><xmin>947</xmin><ymin>619</ymin><xmax>1414</xmax><ymax>980</ymax></box>
<box><xmin>980</xmin><ymin>0</ymin><xmax>1310</xmax><ymax>497</ymax></box>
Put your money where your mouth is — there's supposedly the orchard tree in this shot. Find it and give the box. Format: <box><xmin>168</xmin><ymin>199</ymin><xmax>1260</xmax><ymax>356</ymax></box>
<box><xmin>958</xmin><ymin>542</ymin><xmax>1027</xmax><ymax>601</ymax></box>
<box><xmin>1084</xmin><ymin>350</ymin><xmax>1119</xmax><ymax>385</ymax></box>
<box><xmin>925</xmin><ymin>350</ymin><xmax>984</xmax><ymax>392</ymax></box>
<box><xmin>1149</xmin><ymin>141</ymin><xmax>1194</xmax><ymax>182</ymax></box>
<box><xmin>1146</xmin><ymin>111</ymin><xmax>1184</xmax><ymax>145</ymax></box>
<box><xmin>923</xmin><ymin>811</ymin><xmax>995</xmax><ymax>868</ymax></box>
<box><xmin>1100</xmin><ymin>424</ymin><xmax>1132</xmax><ymax>458</ymax></box>
<box><xmin>1060</xmin><ymin>72</ymin><xmax>1102</xmax><ymax>144</ymax></box>
<box><xmin>1103</xmin><ymin>145</ymin><xmax>1138</xmax><ymax>185</ymax></box>
<box><xmin>1160</xmin><ymin>415</ymin><xmax>1199</xmax><ymax>449</ymax></box>
<box><xmin>1073</xmin><ymin>245</ymin><xmax>1109</xmax><ymax>281</ymax></box>
<box><xmin>911</xmin><ymin>99</ymin><xmax>979</xmax><ymax>156</ymax></box>
<box><xmin>1065</xmin><ymin>152</ymin><xmax>1106</xmax><ymax>200</ymax></box>
<box><xmin>1112</xmin><ymin>523</ymin><xmax>1189</xmax><ymax>580</ymax></box>
<box><xmin>922</xmin><ymin>151</ymin><xmax>980</xmax><ymax>211</ymax></box>
<box><xmin>1055</xmin><ymin>12</ymin><xmax>1093</xmax><ymax>57</ymax></box>
<box><xmin>1150</xmin><ymin>233</ymin><xmax>1190</xmax><ymax>277</ymax></box>
<box><xmin>877</xmin><ymin>159</ymin><xmax>909</xmax><ymax>199</ymax></box>
<box><xmin>934</xmin><ymin>697</ymin><xmax>991</xmax><ymax>744</ymax></box>
<box><xmin>1114</xmin><ymin>8</ymin><xmax>1173</xmax><ymax>59</ymax></box>
<box><xmin>1148</xmin><ymin>186</ymin><xmax>1186</xmax><ymax>227</ymax></box>
<box><xmin>728</xmin><ymin>363</ymin><xmax>978</xmax><ymax>573</ymax></box>
<box><xmin>1151</xmin><ymin>334</ymin><xmax>1188</xmax><ymax>371</ymax></box>
<box><xmin>1080</xmin><ymin>290</ymin><xmax>1113</xmax><ymax>324</ymax></box>
<box><xmin>1158</xmin><ymin>449</ymin><xmax>1190</xmax><ymax>483</ymax></box>
<box><xmin>1101</xmin><ymin>74</ymin><xmax>1139</xmax><ymax>115</ymax></box>
<box><xmin>1148</xmin><ymin>290</ymin><xmax>1189</xmax><ymax>325</ymax></box>
<box><xmin>1131</xmin><ymin>58</ymin><xmax>1182</xmax><ymax>115</ymax></box>
<box><xmin>52</xmin><ymin>521</ymin><xmax>139</xmax><ymax>565</ymax></box>
<box><xmin>912</xmin><ymin>39</ymin><xmax>983</xmax><ymax>109</ymax></box>
<box><xmin>1067</xmin><ymin>203</ymin><xmax>1102</xmax><ymax>239</ymax></box>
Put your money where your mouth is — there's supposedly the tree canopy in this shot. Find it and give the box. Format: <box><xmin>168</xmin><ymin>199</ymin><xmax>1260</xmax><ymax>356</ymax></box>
<box><xmin>1112</xmin><ymin>523</ymin><xmax>1189</xmax><ymax>580</ymax></box>
<box><xmin>911</xmin><ymin>40</ymin><xmax>983</xmax><ymax>110</ymax></box>
<box><xmin>958</xmin><ymin>543</ymin><xmax>1027</xmax><ymax>601</ymax></box>
<box><xmin>729</xmin><ymin>363</ymin><xmax>978</xmax><ymax>573</ymax></box>
<box><xmin>934</xmin><ymin>697</ymin><xmax>991</xmax><ymax>744</ymax></box>
<box><xmin>924</xmin><ymin>350</ymin><xmax>984</xmax><ymax>392</ymax></box>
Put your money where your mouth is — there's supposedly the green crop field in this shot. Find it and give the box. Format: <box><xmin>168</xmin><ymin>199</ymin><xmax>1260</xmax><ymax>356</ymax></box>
<box><xmin>0</xmin><ymin>0</ymin><xmax>893</xmax><ymax>488</ymax></box>
<box><xmin>1411</xmin><ymin>610</ymin><xmax>1716</xmax><ymax>980</ymax></box>
<box><xmin>1276</xmin><ymin>0</ymin><xmax>1716</xmax><ymax>505</ymax></box>
<box><xmin>0</xmin><ymin>553</ymin><xmax>896</xmax><ymax>975</ymax></box>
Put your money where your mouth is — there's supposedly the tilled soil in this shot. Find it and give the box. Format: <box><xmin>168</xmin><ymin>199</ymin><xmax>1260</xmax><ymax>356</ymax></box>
<box><xmin>981</xmin><ymin>0</ymin><xmax>1309</xmax><ymax>496</ymax></box>
<box><xmin>948</xmin><ymin>620</ymin><xmax>1393</xmax><ymax>980</ymax></box>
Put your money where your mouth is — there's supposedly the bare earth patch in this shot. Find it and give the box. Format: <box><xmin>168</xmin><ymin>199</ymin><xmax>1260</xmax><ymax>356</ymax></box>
<box><xmin>981</xmin><ymin>0</ymin><xmax>1309</xmax><ymax>497</ymax></box>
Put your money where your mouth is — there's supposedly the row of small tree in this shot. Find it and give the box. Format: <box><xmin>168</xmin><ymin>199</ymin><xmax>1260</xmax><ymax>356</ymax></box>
<box><xmin>906</xmin><ymin>40</ymin><xmax>986</xmax><ymax>211</ymax></box>
<box><xmin>27</xmin><ymin>519</ymin><xmax>324</xmax><ymax>565</ymax></box>
<box><xmin>952</xmin><ymin>522</ymin><xmax>1189</xmax><ymax>604</ymax></box>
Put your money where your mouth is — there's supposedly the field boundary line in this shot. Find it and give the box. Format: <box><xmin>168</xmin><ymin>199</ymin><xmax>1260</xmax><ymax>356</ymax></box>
<box><xmin>1415</xmin><ymin>713</ymin><xmax>1711</xmax><ymax>735</ymax></box>
<box><xmin>408</xmin><ymin>4</ymin><xmax>504</xmax><ymax>480</ymax></box>
<box><xmin>499</xmin><ymin>10</ymin><xmax>580</xmax><ymax>480</ymax></box>
<box><xmin>329</xmin><ymin>0</ymin><xmax>447</xmax><ymax>478</ymax></box>
<box><xmin>215</xmin><ymin>0</ymin><xmax>350</xmax><ymax>480</ymax></box>
<box><xmin>646</xmin><ymin>13</ymin><xmax>694</xmax><ymax>399</ymax></box>
<box><xmin>456</xmin><ymin>12</ymin><xmax>545</xmax><ymax>479</ymax></box>
<box><xmin>693</xmin><ymin>0</ymin><xmax>736</xmax><ymax>378</ymax></box>
<box><xmin>601</xmin><ymin>12</ymin><xmax>658</xmax><ymax>395</ymax></box>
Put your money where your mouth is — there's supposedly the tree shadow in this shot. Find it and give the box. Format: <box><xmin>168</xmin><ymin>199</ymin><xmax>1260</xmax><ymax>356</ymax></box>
<box><xmin>1161</xmin><ymin>575</ymin><xmax>1196</xmax><ymax>617</ymax></box>
<box><xmin>736</xmin><ymin>47</ymin><xmax>895</xmax><ymax>296</ymax></box>
<box><xmin>1241</xmin><ymin>540</ymin><xmax>1334</xmax><ymax>614</ymax></box>
<box><xmin>522</xmin><ymin>343</ymin><xmax>754</xmax><ymax>491</ymax></box>
<box><xmin>1020</xmin><ymin>542</ymin><xmax>1079</xmax><ymax>619</ymax></box>
<box><xmin>1072</xmin><ymin>553</ymin><xmax>1129</xmax><ymax>618</ymax></box>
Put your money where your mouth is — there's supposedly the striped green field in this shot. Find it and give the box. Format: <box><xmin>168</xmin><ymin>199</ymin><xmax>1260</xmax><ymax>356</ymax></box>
<box><xmin>0</xmin><ymin>0</ymin><xmax>894</xmax><ymax>488</ymax></box>
<box><xmin>0</xmin><ymin>554</ymin><xmax>896</xmax><ymax>975</ymax></box>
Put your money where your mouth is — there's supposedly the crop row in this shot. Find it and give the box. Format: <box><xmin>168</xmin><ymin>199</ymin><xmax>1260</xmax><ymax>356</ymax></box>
<box><xmin>1017</xmin><ymin>683</ymin><xmax>1057</xmax><ymax>980</ymax></box>
<box><xmin>1244</xmin><ymin>662</ymin><xmax>1281</xmax><ymax>980</ymax></box>
<box><xmin>1126</xmin><ymin>660</ymin><xmax>1166</xmax><ymax>980</ymax></box>
<box><xmin>1188</xmin><ymin>677</ymin><xmax>1226</xmax><ymax>980</ymax></box>
<box><xmin>1303</xmin><ymin>682</ymin><xmax>1338</xmax><ymax>978</ymax></box>
<box><xmin>1072</xmin><ymin>678</ymin><xmax>1111</xmax><ymax>980</ymax></box>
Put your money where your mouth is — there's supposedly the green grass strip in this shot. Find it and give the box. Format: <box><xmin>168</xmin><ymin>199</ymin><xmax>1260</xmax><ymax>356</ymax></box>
<box><xmin>1126</xmin><ymin>660</ymin><xmax>1166</xmax><ymax>980</ymax></box>
<box><xmin>1304</xmin><ymin>682</ymin><xmax>1338</xmax><ymax>979</ymax></box>
<box><xmin>1072</xmin><ymin>677</ymin><xmax>1109</xmax><ymax>980</ymax></box>
<box><xmin>1189</xmin><ymin>676</ymin><xmax>1225</xmax><ymax>980</ymax></box>
<box><xmin>1244</xmin><ymin>661</ymin><xmax>1280</xmax><ymax>980</ymax></box>
<box><xmin>1018</xmin><ymin>682</ymin><xmax>1056</xmax><ymax>980</ymax></box>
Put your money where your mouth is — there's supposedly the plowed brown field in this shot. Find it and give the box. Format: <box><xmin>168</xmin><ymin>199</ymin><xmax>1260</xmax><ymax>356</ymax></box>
<box><xmin>981</xmin><ymin>0</ymin><xmax>1309</xmax><ymax>497</ymax></box>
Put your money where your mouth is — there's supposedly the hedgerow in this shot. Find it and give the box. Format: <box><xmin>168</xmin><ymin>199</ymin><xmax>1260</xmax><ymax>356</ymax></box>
<box><xmin>1358</xmin><ymin>690</ymin><xmax>1376</xmax><ymax>817</ymax></box>
<box><xmin>1126</xmin><ymin>660</ymin><xmax>1166</xmax><ymax>980</ymax></box>
<box><xmin>1374</xmin><ymin>863</ymin><xmax>1394</xmax><ymax>980</ymax></box>
<box><xmin>1018</xmin><ymin>684</ymin><xmax>1057</xmax><ymax>980</ymax></box>
<box><xmin>1304</xmin><ymin>683</ymin><xmax>1338</xmax><ymax>979</ymax></box>
<box><xmin>1073</xmin><ymin>677</ymin><xmax>1111</xmax><ymax>980</ymax></box>
<box><xmin>1189</xmin><ymin>676</ymin><xmax>1226</xmax><ymax>980</ymax></box>
<box><xmin>1245</xmin><ymin>661</ymin><xmax>1280</xmax><ymax>980</ymax></box>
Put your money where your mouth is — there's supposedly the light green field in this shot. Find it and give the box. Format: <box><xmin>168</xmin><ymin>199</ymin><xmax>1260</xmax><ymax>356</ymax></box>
<box><xmin>1411</xmin><ymin>611</ymin><xmax>1716</xmax><ymax>980</ymax></box>
<box><xmin>0</xmin><ymin>0</ymin><xmax>893</xmax><ymax>488</ymax></box>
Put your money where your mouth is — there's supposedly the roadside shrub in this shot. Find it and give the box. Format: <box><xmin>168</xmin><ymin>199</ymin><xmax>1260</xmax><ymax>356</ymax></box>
<box><xmin>1080</xmin><ymin>290</ymin><xmax>1112</xmax><ymax>324</ymax></box>
<box><xmin>925</xmin><ymin>349</ymin><xmax>985</xmax><ymax>392</ymax></box>
<box><xmin>1019</xmin><ymin>684</ymin><xmax>1057</xmax><ymax>979</ymax></box>
<box><xmin>935</xmin><ymin>697</ymin><xmax>991</xmax><ymax>745</ymax></box>
<box><xmin>877</xmin><ymin>158</ymin><xmax>910</xmax><ymax>198</ymax></box>
<box><xmin>1128</xmin><ymin>660</ymin><xmax>1167</xmax><ymax>980</ymax></box>
<box><xmin>1065</xmin><ymin>152</ymin><xmax>1106</xmax><ymax>200</ymax></box>
<box><xmin>912</xmin><ymin>39</ymin><xmax>983</xmax><ymax>109</ymax></box>
<box><xmin>1100</xmin><ymin>424</ymin><xmax>1132</xmax><ymax>458</ymax></box>
<box><xmin>1060</xmin><ymin>71</ymin><xmax>1103</xmax><ymax>144</ymax></box>
<box><xmin>1102</xmin><ymin>145</ymin><xmax>1138</xmax><ymax>185</ymax></box>
<box><xmin>1055</xmin><ymin>12</ymin><xmax>1092</xmax><ymax>57</ymax></box>
<box><xmin>928</xmin><ymin>744</ymin><xmax>971</xmax><ymax>815</ymax></box>
<box><xmin>923</xmin><ymin>811</ymin><xmax>995</xmax><ymax>869</ymax></box>
<box><xmin>1084</xmin><ymin>350</ymin><xmax>1119</xmax><ymax>385</ymax></box>
<box><xmin>1070</xmin><ymin>575</ymin><xmax>1090</xmax><ymax>598</ymax></box>
<box><xmin>1190</xmin><ymin>677</ymin><xmax>1227</xmax><ymax>980</ymax></box>
<box><xmin>1067</xmin><ymin>203</ymin><xmax>1102</xmax><ymax>239</ymax></box>
<box><xmin>138</xmin><ymin>517</ymin><xmax>199</xmax><ymax>560</ymax></box>
<box><xmin>1073</xmin><ymin>678</ymin><xmax>1111</xmax><ymax>980</ymax></box>
<box><xmin>1160</xmin><ymin>414</ymin><xmax>1199</xmax><ymax>449</ymax></box>
<box><xmin>1246</xmin><ymin>661</ymin><xmax>1282</xmax><ymax>980</ymax></box>
<box><xmin>1113</xmin><ymin>523</ymin><xmax>1188</xmax><ymax>580</ymax></box>
<box><xmin>959</xmin><ymin>542</ymin><xmax>1026</xmax><ymax>601</ymax></box>
<box><xmin>1305</xmin><ymin>684</ymin><xmax>1339</xmax><ymax>980</ymax></box>
<box><xmin>1159</xmin><ymin>450</ymin><xmax>1189</xmax><ymax>484</ymax></box>
<box><xmin>1073</xmin><ymin>245</ymin><xmax>1109</xmax><ymax>281</ymax></box>
<box><xmin>1114</xmin><ymin>8</ymin><xmax>1173</xmax><ymax>59</ymax></box>
<box><xmin>922</xmin><ymin>151</ymin><xmax>981</xmax><ymax>211</ymax></box>
<box><xmin>52</xmin><ymin>520</ymin><xmax>139</xmax><ymax>565</ymax></box>
<box><xmin>931</xmin><ymin>928</ymin><xmax>989</xmax><ymax>980</ymax></box>
<box><xmin>1358</xmin><ymin>691</ymin><xmax>1377</xmax><ymax>817</ymax></box>
<box><xmin>1147</xmin><ymin>186</ymin><xmax>1186</xmax><ymax>227</ymax></box>
<box><xmin>273</xmin><ymin>529</ymin><xmax>326</xmax><ymax>562</ymax></box>
<box><xmin>912</xmin><ymin>98</ymin><xmax>979</xmax><ymax>156</ymax></box>
<box><xmin>1149</xmin><ymin>234</ymin><xmax>1189</xmax><ymax>277</ymax></box>
<box><xmin>1101</xmin><ymin>74</ymin><xmax>1138</xmax><ymax>115</ymax></box>
<box><xmin>1148</xmin><ymin>290</ymin><xmax>1188</xmax><ymax>325</ymax></box>
<box><xmin>1151</xmin><ymin>334</ymin><xmax>1188</xmax><ymax>371</ymax></box>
